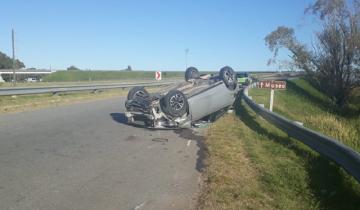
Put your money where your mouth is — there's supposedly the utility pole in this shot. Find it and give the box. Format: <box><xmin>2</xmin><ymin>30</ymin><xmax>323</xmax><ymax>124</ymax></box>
<box><xmin>12</xmin><ymin>29</ymin><xmax>16</xmax><ymax>86</ymax></box>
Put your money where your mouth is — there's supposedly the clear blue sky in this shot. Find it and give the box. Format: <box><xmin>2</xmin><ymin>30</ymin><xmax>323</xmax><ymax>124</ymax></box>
<box><xmin>0</xmin><ymin>0</ymin><xmax>317</xmax><ymax>71</ymax></box>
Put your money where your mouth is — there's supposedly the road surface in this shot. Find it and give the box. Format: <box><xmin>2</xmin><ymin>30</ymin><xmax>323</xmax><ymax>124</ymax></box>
<box><xmin>0</xmin><ymin>97</ymin><xmax>204</xmax><ymax>210</ymax></box>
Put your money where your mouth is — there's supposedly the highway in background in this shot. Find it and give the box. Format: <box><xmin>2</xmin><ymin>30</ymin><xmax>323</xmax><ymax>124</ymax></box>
<box><xmin>0</xmin><ymin>80</ymin><xmax>180</xmax><ymax>96</ymax></box>
<box><xmin>0</xmin><ymin>97</ymin><xmax>203</xmax><ymax>210</ymax></box>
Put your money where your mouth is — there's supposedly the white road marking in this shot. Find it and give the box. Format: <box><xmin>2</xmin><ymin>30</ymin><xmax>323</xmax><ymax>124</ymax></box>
<box><xmin>187</xmin><ymin>140</ymin><xmax>191</xmax><ymax>146</ymax></box>
<box><xmin>134</xmin><ymin>201</ymin><xmax>146</xmax><ymax>210</ymax></box>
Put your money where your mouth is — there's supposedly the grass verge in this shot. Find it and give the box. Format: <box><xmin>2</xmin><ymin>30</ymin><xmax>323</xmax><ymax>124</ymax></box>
<box><xmin>42</xmin><ymin>70</ymin><xmax>184</xmax><ymax>82</ymax></box>
<box><xmin>0</xmin><ymin>87</ymin><xmax>159</xmax><ymax>114</ymax></box>
<box><xmin>199</xmin><ymin>79</ymin><xmax>360</xmax><ymax>209</ymax></box>
<box><xmin>249</xmin><ymin>79</ymin><xmax>360</xmax><ymax>152</ymax></box>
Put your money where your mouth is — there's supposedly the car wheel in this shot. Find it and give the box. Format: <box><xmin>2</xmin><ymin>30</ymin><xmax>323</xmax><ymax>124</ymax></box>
<box><xmin>185</xmin><ymin>67</ymin><xmax>200</xmax><ymax>81</ymax></box>
<box><xmin>220</xmin><ymin>66</ymin><xmax>237</xmax><ymax>90</ymax></box>
<box><xmin>161</xmin><ymin>90</ymin><xmax>188</xmax><ymax>117</ymax></box>
<box><xmin>127</xmin><ymin>86</ymin><xmax>149</xmax><ymax>100</ymax></box>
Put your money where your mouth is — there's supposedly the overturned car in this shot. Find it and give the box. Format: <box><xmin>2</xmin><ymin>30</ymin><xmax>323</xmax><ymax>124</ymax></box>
<box><xmin>125</xmin><ymin>66</ymin><xmax>239</xmax><ymax>128</ymax></box>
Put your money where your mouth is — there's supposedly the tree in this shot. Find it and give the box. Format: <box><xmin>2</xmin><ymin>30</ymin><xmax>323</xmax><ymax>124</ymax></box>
<box><xmin>0</xmin><ymin>51</ymin><xmax>25</xmax><ymax>69</ymax></box>
<box><xmin>67</xmin><ymin>65</ymin><xmax>80</xmax><ymax>71</ymax></box>
<box><xmin>265</xmin><ymin>0</ymin><xmax>360</xmax><ymax>106</ymax></box>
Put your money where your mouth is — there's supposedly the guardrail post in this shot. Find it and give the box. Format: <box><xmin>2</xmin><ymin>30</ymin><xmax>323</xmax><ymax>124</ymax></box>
<box><xmin>244</xmin><ymin>88</ymin><xmax>249</xmax><ymax>96</ymax></box>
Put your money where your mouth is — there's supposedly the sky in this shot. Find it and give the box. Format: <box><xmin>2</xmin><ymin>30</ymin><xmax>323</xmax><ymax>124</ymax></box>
<box><xmin>0</xmin><ymin>0</ymin><xmax>318</xmax><ymax>71</ymax></box>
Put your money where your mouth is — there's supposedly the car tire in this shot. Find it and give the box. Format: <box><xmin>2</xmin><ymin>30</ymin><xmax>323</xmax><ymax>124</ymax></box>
<box><xmin>220</xmin><ymin>66</ymin><xmax>237</xmax><ymax>90</ymax></box>
<box><xmin>127</xmin><ymin>86</ymin><xmax>149</xmax><ymax>100</ymax></box>
<box><xmin>185</xmin><ymin>67</ymin><xmax>200</xmax><ymax>81</ymax></box>
<box><xmin>161</xmin><ymin>90</ymin><xmax>188</xmax><ymax>117</ymax></box>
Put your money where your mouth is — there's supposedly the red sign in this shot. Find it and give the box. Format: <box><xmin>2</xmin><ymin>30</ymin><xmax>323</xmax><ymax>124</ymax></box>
<box><xmin>155</xmin><ymin>71</ymin><xmax>162</xmax><ymax>80</ymax></box>
<box><xmin>258</xmin><ymin>80</ymin><xmax>286</xmax><ymax>89</ymax></box>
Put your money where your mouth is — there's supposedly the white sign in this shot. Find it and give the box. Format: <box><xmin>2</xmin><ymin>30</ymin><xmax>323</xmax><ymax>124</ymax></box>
<box><xmin>155</xmin><ymin>71</ymin><xmax>162</xmax><ymax>80</ymax></box>
<box><xmin>258</xmin><ymin>80</ymin><xmax>287</xmax><ymax>89</ymax></box>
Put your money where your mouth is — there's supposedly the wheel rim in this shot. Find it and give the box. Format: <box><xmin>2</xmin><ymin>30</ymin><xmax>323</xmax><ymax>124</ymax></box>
<box><xmin>191</xmin><ymin>70</ymin><xmax>197</xmax><ymax>78</ymax></box>
<box><xmin>169</xmin><ymin>94</ymin><xmax>185</xmax><ymax>111</ymax></box>
<box><xmin>224</xmin><ymin>70</ymin><xmax>234</xmax><ymax>84</ymax></box>
<box><xmin>134</xmin><ymin>90</ymin><xmax>145</xmax><ymax>97</ymax></box>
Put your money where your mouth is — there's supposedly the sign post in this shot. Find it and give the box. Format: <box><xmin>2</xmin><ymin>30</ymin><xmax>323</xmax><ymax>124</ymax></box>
<box><xmin>257</xmin><ymin>80</ymin><xmax>287</xmax><ymax>112</ymax></box>
<box><xmin>269</xmin><ymin>89</ymin><xmax>274</xmax><ymax>111</ymax></box>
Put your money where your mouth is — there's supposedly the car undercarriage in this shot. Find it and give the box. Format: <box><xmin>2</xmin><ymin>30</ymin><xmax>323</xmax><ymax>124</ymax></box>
<box><xmin>125</xmin><ymin>66</ymin><xmax>239</xmax><ymax>129</ymax></box>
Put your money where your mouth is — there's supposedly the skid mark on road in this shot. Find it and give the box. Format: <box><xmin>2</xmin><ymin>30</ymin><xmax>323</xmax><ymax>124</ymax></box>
<box><xmin>174</xmin><ymin>129</ymin><xmax>206</xmax><ymax>173</ymax></box>
<box><xmin>151</xmin><ymin>138</ymin><xmax>168</xmax><ymax>142</ymax></box>
<box><xmin>125</xmin><ymin>135</ymin><xmax>138</xmax><ymax>141</ymax></box>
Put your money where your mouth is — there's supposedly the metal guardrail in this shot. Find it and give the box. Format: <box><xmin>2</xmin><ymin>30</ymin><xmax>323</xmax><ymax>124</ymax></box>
<box><xmin>242</xmin><ymin>85</ymin><xmax>360</xmax><ymax>183</ymax></box>
<box><xmin>0</xmin><ymin>81</ymin><xmax>178</xmax><ymax>96</ymax></box>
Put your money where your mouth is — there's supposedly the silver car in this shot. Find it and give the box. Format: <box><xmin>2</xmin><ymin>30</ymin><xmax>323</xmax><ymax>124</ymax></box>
<box><xmin>125</xmin><ymin>66</ymin><xmax>239</xmax><ymax>128</ymax></box>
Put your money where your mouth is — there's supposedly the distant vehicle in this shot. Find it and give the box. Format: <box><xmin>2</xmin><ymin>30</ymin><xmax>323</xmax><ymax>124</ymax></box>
<box><xmin>125</xmin><ymin>66</ymin><xmax>239</xmax><ymax>129</ymax></box>
<box><xmin>236</xmin><ymin>72</ymin><xmax>251</xmax><ymax>86</ymax></box>
<box><xmin>26</xmin><ymin>77</ymin><xmax>38</xmax><ymax>82</ymax></box>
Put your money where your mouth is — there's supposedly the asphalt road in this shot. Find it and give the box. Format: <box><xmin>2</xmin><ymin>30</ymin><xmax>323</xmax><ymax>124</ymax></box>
<box><xmin>0</xmin><ymin>97</ymin><xmax>204</xmax><ymax>210</ymax></box>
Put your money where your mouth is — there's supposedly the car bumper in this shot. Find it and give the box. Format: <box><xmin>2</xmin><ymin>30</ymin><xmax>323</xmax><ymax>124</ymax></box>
<box><xmin>125</xmin><ymin>111</ymin><xmax>182</xmax><ymax>129</ymax></box>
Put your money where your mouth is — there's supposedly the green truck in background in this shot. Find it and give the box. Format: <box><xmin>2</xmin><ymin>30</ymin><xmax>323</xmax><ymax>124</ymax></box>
<box><xmin>236</xmin><ymin>72</ymin><xmax>251</xmax><ymax>86</ymax></box>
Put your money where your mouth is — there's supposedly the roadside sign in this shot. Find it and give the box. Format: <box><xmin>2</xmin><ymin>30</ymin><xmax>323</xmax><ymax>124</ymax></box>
<box><xmin>257</xmin><ymin>80</ymin><xmax>287</xmax><ymax>112</ymax></box>
<box><xmin>155</xmin><ymin>71</ymin><xmax>162</xmax><ymax>81</ymax></box>
<box><xmin>258</xmin><ymin>80</ymin><xmax>286</xmax><ymax>89</ymax></box>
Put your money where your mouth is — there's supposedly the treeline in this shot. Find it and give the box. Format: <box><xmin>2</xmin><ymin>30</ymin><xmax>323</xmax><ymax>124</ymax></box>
<box><xmin>0</xmin><ymin>51</ymin><xmax>25</xmax><ymax>69</ymax></box>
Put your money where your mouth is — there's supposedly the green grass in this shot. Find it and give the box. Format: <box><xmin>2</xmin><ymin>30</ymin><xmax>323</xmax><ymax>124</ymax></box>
<box><xmin>199</xmin><ymin>79</ymin><xmax>360</xmax><ymax>210</ymax></box>
<box><xmin>42</xmin><ymin>70</ymin><xmax>184</xmax><ymax>82</ymax></box>
<box><xmin>249</xmin><ymin>78</ymin><xmax>360</xmax><ymax>152</ymax></box>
